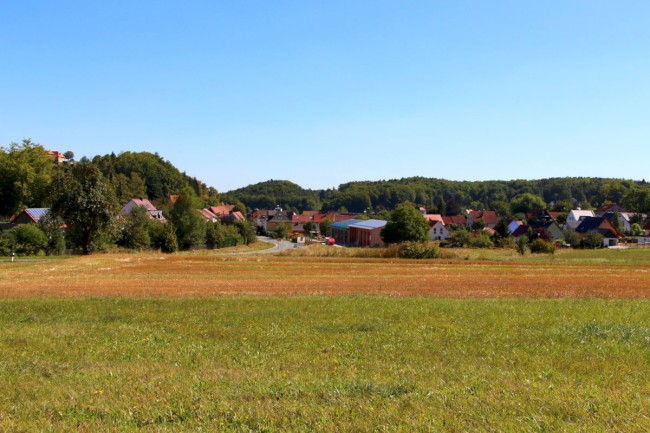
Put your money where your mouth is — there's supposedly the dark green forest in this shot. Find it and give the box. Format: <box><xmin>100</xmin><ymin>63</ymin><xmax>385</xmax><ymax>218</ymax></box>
<box><xmin>225</xmin><ymin>177</ymin><xmax>650</xmax><ymax>216</ymax></box>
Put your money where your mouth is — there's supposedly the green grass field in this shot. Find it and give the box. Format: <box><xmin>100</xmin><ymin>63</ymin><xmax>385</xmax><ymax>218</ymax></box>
<box><xmin>1</xmin><ymin>297</ymin><xmax>649</xmax><ymax>432</ymax></box>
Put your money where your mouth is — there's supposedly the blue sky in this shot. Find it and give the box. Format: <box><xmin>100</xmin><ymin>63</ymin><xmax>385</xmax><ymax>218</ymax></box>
<box><xmin>2</xmin><ymin>1</ymin><xmax>649</xmax><ymax>191</ymax></box>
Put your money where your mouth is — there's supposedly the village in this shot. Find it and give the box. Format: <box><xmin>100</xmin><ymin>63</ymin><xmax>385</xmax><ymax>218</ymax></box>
<box><xmin>5</xmin><ymin>192</ymin><xmax>650</xmax><ymax>256</ymax></box>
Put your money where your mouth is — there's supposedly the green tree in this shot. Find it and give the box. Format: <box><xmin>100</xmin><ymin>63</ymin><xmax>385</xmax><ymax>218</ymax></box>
<box><xmin>510</xmin><ymin>193</ymin><xmax>547</xmax><ymax>215</ymax></box>
<box><xmin>235</xmin><ymin>220</ymin><xmax>257</xmax><ymax>245</ymax></box>
<box><xmin>2</xmin><ymin>224</ymin><xmax>48</xmax><ymax>256</ymax></box>
<box><xmin>40</xmin><ymin>213</ymin><xmax>67</xmax><ymax>255</ymax></box>
<box><xmin>274</xmin><ymin>222</ymin><xmax>291</xmax><ymax>239</ymax></box>
<box><xmin>381</xmin><ymin>202</ymin><xmax>429</xmax><ymax>244</ymax></box>
<box><xmin>168</xmin><ymin>188</ymin><xmax>206</xmax><ymax>250</ymax></box>
<box><xmin>118</xmin><ymin>206</ymin><xmax>151</xmax><ymax>250</ymax></box>
<box><xmin>0</xmin><ymin>139</ymin><xmax>54</xmax><ymax>218</ymax></box>
<box><xmin>516</xmin><ymin>236</ymin><xmax>529</xmax><ymax>256</ymax></box>
<box><xmin>319</xmin><ymin>218</ymin><xmax>333</xmax><ymax>237</ymax></box>
<box><xmin>631</xmin><ymin>223</ymin><xmax>644</xmax><ymax>236</ymax></box>
<box><xmin>470</xmin><ymin>231</ymin><xmax>493</xmax><ymax>248</ymax></box>
<box><xmin>563</xmin><ymin>230</ymin><xmax>581</xmax><ymax>248</ymax></box>
<box><xmin>50</xmin><ymin>164</ymin><xmax>117</xmax><ymax>255</ymax></box>
<box><xmin>205</xmin><ymin>221</ymin><xmax>225</xmax><ymax>248</ymax></box>
<box><xmin>583</xmin><ymin>231</ymin><xmax>604</xmax><ymax>249</ymax></box>
<box><xmin>447</xmin><ymin>229</ymin><xmax>471</xmax><ymax>247</ymax></box>
<box><xmin>303</xmin><ymin>220</ymin><xmax>316</xmax><ymax>237</ymax></box>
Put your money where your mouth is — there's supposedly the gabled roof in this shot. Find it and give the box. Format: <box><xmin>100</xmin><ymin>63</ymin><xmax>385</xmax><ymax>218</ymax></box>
<box><xmin>349</xmin><ymin>219</ymin><xmax>388</xmax><ymax>230</ymax></box>
<box><xmin>512</xmin><ymin>225</ymin><xmax>529</xmax><ymax>237</ymax></box>
<box><xmin>210</xmin><ymin>204</ymin><xmax>231</xmax><ymax>216</ymax></box>
<box><xmin>482</xmin><ymin>227</ymin><xmax>496</xmax><ymax>235</ymax></box>
<box><xmin>231</xmin><ymin>211</ymin><xmax>245</xmax><ymax>221</ymax></box>
<box><xmin>197</xmin><ymin>208</ymin><xmax>218</xmax><ymax>220</ymax></box>
<box><xmin>466</xmin><ymin>210</ymin><xmax>498</xmax><ymax>225</ymax></box>
<box><xmin>442</xmin><ymin>215</ymin><xmax>467</xmax><ymax>225</ymax></box>
<box><xmin>9</xmin><ymin>208</ymin><xmax>50</xmax><ymax>223</ymax></box>
<box><xmin>331</xmin><ymin>219</ymin><xmax>363</xmax><ymax>229</ymax></box>
<box><xmin>568</xmin><ymin>209</ymin><xmax>595</xmax><ymax>219</ymax></box>
<box><xmin>575</xmin><ymin>216</ymin><xmax>605</xmax><ymax>233</ymax></box>
<box><xmin>575</xmin><ymin>216</ymin><xmax>624</xmax><ymax>238</ymax></box>
<box><xmin>597</xmin><ymin>203</ymin><xmax>624</xmax><ymax>214</ymax></box>
<box><xmin>424</xmin><ymin>214</ymin><xmax>444</xmax><ymax>226</ymax></box>
<box><xmin>124</xmin><ymin>198</ymin><xmax>157</xmax><ymax>212</ymax></box>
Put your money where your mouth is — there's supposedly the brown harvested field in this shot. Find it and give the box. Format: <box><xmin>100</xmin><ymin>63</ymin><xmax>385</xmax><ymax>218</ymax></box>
<box><xmin>1</xmin><ymin>252</ymin><xmax>649</xmax><ymax>298</ymax></box>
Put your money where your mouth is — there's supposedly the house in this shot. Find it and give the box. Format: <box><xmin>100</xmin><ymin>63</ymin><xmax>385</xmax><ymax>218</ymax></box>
<box><xmin>329</xmin><ymin>219</ymin><xmax>363</xmax><ymax>245</ymax></box>
<box><xmin>265</xmin><ymin>210</ymin><xmax>293</xmax><ymax>234</ymax></box>
<box><xmin>197</xmin><ymin>208</ymin><xmax>219</xmax><ymax>222</ymax></box>
<box><xmin>9</xmin><ymin>208</ymin><xmax>50</xmax><ymax>225</ymax></box>
<box><xmin>508</xmin><ymin>220</ymin><xmax>524</xmax><ymax>235</ymax></box>
<box><xmin>209</xmin><ymin>203</ymin><xmax>236</xmax><ymax>217</ymax></box>
<box><xmin>566</xmin><ymin>209</ymin><xmax>595</xmax><ymax>230</ymax></box>
<box><xmin>575</xmin><ymin>216</ymin><xmax>624</xmax><ymax>247</ymax></box>
<box><xmin>596</xmin><ymin>203</ymin><xmax>625</xmax><ymax>215</ymax></box>
<box><xmin>602</xmin><ymin>212</ymin><xmax>632</xmax><ymax>233</ymax></box>
<box><xmin>464</xmin><ymin>209</ymin><xmax>498</xmax><ymax>228</ymax></box>
<box><xmin>529</xmin><ymin>220</ymin><xmax>564</xmax><ymax>243</ymax></box>
<box><xmin>45</xmin><ymin>150</ymin><xmax>65</xmax><ymax>165</ymax></box>
<box><xmin>424</xmin><ymin>214</ymin><xmax>447</xmax><ymax>241</ymax></box>
<box><xmin>120</xmin><ymin>198</ymin><xmax>166</xmax><ymax>223</ymax></box>
<box><xmin>511</xmin><ymin>225</ymin><xmax>529</xmax><ymax>242</ymax></box>
<box><xmin>348</xmin><ymin>219</ymin><xmax>387</xmax><ymax>247</ymax></box>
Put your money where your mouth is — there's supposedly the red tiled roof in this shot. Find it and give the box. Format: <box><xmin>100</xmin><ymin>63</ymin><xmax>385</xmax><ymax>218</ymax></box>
<box><xmin>197</xmin><ymin>208</ymin><xmax>218</xmax><ymax>220</ymax></box>
<box><xmin>442</xmin><ymin>215</ymin><xmax>467</xmax><ymax>225</ymax></box>
<box><xmin>131</xmin><ymin>198</ymin><xmax>157</xmax><ymax>211</ymax></box>
<box><xmin>482</xmin><ymin>227</ymin><xmax>496</xmax><ymax>235</ymax></box>
<box><xmin>210</xmin><ymin>205</ymin><xmax>231</xmax><ymax>216</ymax></box>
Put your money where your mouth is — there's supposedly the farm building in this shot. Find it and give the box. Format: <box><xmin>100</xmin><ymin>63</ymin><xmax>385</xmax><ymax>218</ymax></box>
<box><xmin>9</xmin><ymin>208</ymin><xmax>50</xmax><ymax>225</ymax></box>
<box><xmin>329</xmin><ymin>219</ymin><xmax>363</xmax><ymax>245</ymax></box>
<box><xmin>348</xmin><ymin>219</ymin><xmax>388</xmax><ymax>247</ymax></box>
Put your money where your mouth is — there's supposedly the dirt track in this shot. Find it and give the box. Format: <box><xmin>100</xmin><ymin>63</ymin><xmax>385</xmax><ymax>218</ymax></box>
<box><xmin>1</xmin><ymin>253</ymin><xmax>649</xmax><ymax>298</ymax></box>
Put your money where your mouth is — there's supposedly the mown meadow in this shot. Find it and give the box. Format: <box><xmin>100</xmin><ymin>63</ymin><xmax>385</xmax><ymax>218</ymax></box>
<box><xmin>1</xmin><ymin>297</ymin><xmax>649</xmax><ymax>432</ymax></box>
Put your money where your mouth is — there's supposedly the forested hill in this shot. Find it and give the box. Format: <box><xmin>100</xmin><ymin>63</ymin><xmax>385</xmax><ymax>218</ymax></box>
<box><xmin>221</xmin><ymin>180</ymin><xmax>322</xmax><ymax>212</ymax></box>
<box><xmin>91</xmin><ymin>151</ymin><xmax>219</xmax><ymax>204</ymax></box>
<box><xmin>226</xmin><ymin>177</ymin><xmax>650</xmax><ymax>215</ymax></box>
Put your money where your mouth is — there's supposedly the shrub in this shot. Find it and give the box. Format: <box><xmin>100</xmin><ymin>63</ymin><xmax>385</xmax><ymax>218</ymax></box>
<box><xmin>563</xmin><ymin>230</ymin><xmax>581</xmax><ymax>248</ymax></box>
<box><xmin>3</xmin><ymin>224</ymin><xmax>48</xmax><ymax>256</ymax></box>
<box><xmin>470</xmin><ymin>231</ymin><xmax>494</xmax><ymax>249</ymax></box>
<box><xmin>529</xmin><ymin>238</ymin><xmax>556</xmax><ymax>254</ymax></box>
<box><xmin>582</xmin><ymin>230</ymin><xmax>604</xmax><ymax>249</ymax></box>
<box><xmin>398</xmin><ymin>242</ymin><xmax>439</xmax><ymax>259</ymax></box>
<box><xmin>447</xmin><ymin>230</ymin><xmax>471</xmax><ymax>247</ymax></box>
<box><xmin>516</xmin><ymin>236</ymin><xmax>529</xmax><ymax>256</ymax></box>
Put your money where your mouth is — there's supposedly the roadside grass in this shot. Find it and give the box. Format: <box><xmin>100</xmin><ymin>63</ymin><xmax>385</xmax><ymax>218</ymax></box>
<box><xmin>1</xmin><ymin>297</ymin><xmax>649</xmax><ymax>432</ymax></box>
<box><xmin>283</xmin><ymin>244</ymin><xmax>650</xmax><ymax>265</ymax></box>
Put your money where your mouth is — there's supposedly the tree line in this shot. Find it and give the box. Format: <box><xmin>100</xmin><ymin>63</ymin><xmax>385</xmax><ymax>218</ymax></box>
<box><xmin>0</xmin><ymin>140</ymin><xmax>255</xmax><ymax>255</ymax></box>
<box><xmin>226</xmin><ymin>177</ymin><xmax>650</xmax><ymax>216</ymax></box>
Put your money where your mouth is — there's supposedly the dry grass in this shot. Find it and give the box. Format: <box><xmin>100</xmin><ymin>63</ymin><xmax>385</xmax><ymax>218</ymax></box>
<box><xmin>1</xmin><ymin>250</ymin><xmax>649</xmax><ymax>298</ymax></box>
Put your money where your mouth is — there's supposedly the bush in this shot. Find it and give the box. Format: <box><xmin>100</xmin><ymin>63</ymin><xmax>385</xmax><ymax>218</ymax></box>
<box><xmin>3</xmin><ymin>224</ymin><xmax>48</xmax><ymax>256</ymax></box>
<box><xmin>398</xmin><ymin>242</ymin><xmax>439</xmax><ymax>259</ymax></box>
<box><xmin>516</xmin><ymin>236</ymin><xmax>529</xmax><ymax>256</ymax></box>
<box><xmin>470</xmin><ymin>231</ymin><xmax>494</xmax><ymax>249</ymax></box>
<box><xmin>529</xmin><ymin>238</ymin><xmax>556</xmax><ymax>254</ymax></box>
<box><xmin>582</xmin><ymin>230</ymin><xmax>604</xmax><ymax>249</ymax></box>
<box><xmin>447</xmin><ymin>229</ymin><xmax>471</xmax><ymax>247</ymax></box>
<box><xmin>563</xmin><ymin>230</ymin><xmax>581</xmax><ymax>248</ymax></box>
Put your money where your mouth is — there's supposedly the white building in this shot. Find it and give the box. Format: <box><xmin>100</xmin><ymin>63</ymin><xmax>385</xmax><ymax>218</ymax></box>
<box><xmin>566</xmin><ymin>209</ymin><xmax>595</xmax><ymax>230</ymax></box>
